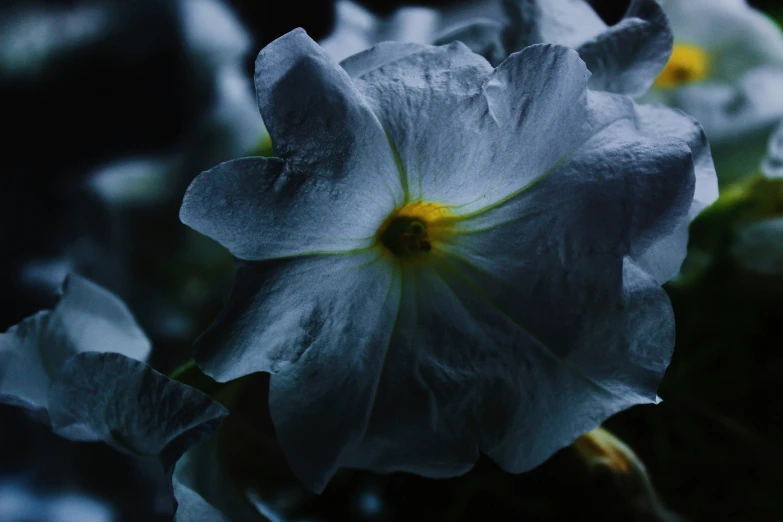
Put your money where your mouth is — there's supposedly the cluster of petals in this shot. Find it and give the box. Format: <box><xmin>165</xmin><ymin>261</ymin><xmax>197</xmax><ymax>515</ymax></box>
<box><xmin>180</xmin><ymin>25</ymin><xmax>717</xmax><ymax>492</ymax></box>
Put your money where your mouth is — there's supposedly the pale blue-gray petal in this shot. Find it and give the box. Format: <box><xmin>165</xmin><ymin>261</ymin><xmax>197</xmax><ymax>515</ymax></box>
<box><xmin>671</xmin><ymin>67</ymin><xmax>783</xmax><ymax>183</ymax></box>
<box><xmin>633</xmin><ymin>104</ymin><xmax>718</xmax><ymax>282</ymax></box>
<box><xmin>173</xmin><ymin>480</ymin><xmax>232</xmax><ymax>522</ymax></box>
<box><xmin>354</xmin><ymin>43</ymin><xmax>635</xmax><ymax>212</ymax></box>
<box><xmin>761</xmin><ymin>119</ymin><xmax>783</xmax><ymax>179</ymax></box>
<box><xmin>341</xmin><ymin>264</ymin><xmax>483</xmax><ymax>479</ymax></box>
<box><xmin>577</xmin><ymin>0</ymin><xmax>672</xmax><ymax>97</ymax></box>
<box><xmin>181</xmin><ymin>157</ymin><xmax>388</xmax><ymax>260</ymax></box>
<box><xmin>340</xmin><ymin>41</ymin><xmax>429</xmax><ymax>78</ymax></box>
<box><xmin>433</xmin><ymin>20</ymin><xmax>508</xmax><ymax>66</ymax></box>
<box><xmin>193</xmin><ymin>251</ymin><xmax>400</xmax><ymax>492</ymax></box>
<box><xmin>253</xmin><ymin>27</ymin><xmax>402</xmax><ymax>214</ymax></box>
<box><xmin>0</xmin><ymin>275</ymin><xmax>150</xmax><ymax>413</ymax></box>
<box><xmin>47</xmin><ymin>352</ymin><xmax>228</xmax><ymax>476</ymax></box>
<box><xmin>502</xmin><ymin>0</ymin><xmax>607</xmax><ymax>52</ymax></box>
<box><xmin>674</xmin><ymin>68</ymin><xmax>783</xmax><ymax>144</ymax></box>
<box><xmin>174</xmin><ymin>440</ymin><xmax>275</xmax><ymax>522</ymax></box>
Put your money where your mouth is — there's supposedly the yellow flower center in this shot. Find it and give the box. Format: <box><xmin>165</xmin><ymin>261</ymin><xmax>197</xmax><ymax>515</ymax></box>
<box><xmin>376</xmin><ymin>201</ymin><xmax>455</xmax><ymax>260</ymax></box>
<box><xmin>654</xmin><ymin>43</ymin><xmax>710</xmax><ymax>89</ymax></box>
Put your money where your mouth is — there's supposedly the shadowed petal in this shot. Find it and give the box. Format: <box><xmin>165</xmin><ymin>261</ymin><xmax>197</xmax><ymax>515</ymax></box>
<box><xmin>181</xmin><ymin>157</ymin><xmax>386</xmax><ymax>260</ymax></box>
<box><xmin>578</xmin><ymin>0</ymin><xmax>672</xmax><ymax>96</ymax></box>
<box><xmin>0</xmin><ymin>275</ymin><xmax>150</xmax><ymax>413</ymax></box>
<box><xmin>194</xmin><ymin>251</ymin><xmax>401</xmax><ymax>492</ymax></box>
<box><xmin>48</xmin><ymin>352</ymin><xmax>228</xmax><ymax>475</ymax></box>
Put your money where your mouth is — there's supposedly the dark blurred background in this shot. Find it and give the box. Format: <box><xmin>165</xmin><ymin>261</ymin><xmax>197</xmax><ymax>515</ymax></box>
<box><xmin>2</xmin><ymin>1</ymin><xmax>782</xmax><ymax>521</ymax></box>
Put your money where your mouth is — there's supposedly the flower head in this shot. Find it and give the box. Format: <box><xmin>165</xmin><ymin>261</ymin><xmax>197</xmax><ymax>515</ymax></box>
<box><xmin>181</xmin><ymin>29</ymin><xmax>707</xmax><ymax>493</ymax></box>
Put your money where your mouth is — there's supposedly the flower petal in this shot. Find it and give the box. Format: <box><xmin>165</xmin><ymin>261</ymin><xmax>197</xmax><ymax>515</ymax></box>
<box><xmin>341</xmin><ymin>265</ymin><xmax>484</xmax><ymax>479</ymax></box>
<box><xmin>577</xmin><ymin>0</ymin><xmax>672</xmax><ymax>97</ymax></box>
<box><xmin>435</xmin><ymin>257</ymin><xmax>667</xmax><ymax>473</ymax></box>
<box><xmin>433</xmin><ymin>20</ymin><xmax>507</xmax><ymax>67</ymax></box>
<box><xmin>674</xmin><ymin>68</ymin><xmax>783</xmax><ymax>144</ymax></box>
<box><xmin>193</xmin><ymin>251</ymin><xmax>401</xmax><ymax>492</ymax></box>
<box><xmin>503</xmin><ymin>0</ymin><xmax>607</xmax><ymax>51</ymax></box>
<box><xmin>181</xmin><ymin>157</ymin><xmax>387</xmax><ymax>260</ymax></box>
<box><xmin>431</xmin><ymin>123</ymin><xmax>690</xmax><ymax>404</ymax></box>
<box><xmin>633</xmin><ymin>103</ymin><xmax>718</xmax><ymax>282</ymax></box>
<box><xmin>350</xmin><ymin>40</ymin><xmax>492</xmax><ymax>206</ymax></box>
<box><xmin>253</xmin><ymin>28</ymin><xmax>402</xmax><ymax>219</ymax></box>
<box><xmin>173</xmin><ymin>480</ymin><xmax>231</xmax><ymax>522</ymax></box>
<box><xmin>450</xmin><ymin>116</ymin><xmax>695</xmax><ymax>267</ymax></box>
<box><xmin>340</xmin><ymin>41</ymin><xmax>429</xmax><ymax>79</ymax></box>
<box><xmin>354</xmin><ymin>43</ymin><xmax>633</xmax><ymax>211</ymax></box>
<box><xmin>0</xmin><ymin>275</ymin><xmax>150</xmax><ymax>413</ymax></box>
<box><xmin>48</xmin><ymin>352</ymin><xmax>228</xmax><ymax>475</ymax></box>
<box><xmin>0</xmin><ymin>312</ymin><xmax>51</xmax><ymax>414</ymax></box>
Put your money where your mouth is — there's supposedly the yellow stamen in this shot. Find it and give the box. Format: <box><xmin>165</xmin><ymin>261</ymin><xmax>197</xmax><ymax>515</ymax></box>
<box><xmin>654</xmin><ymin>43</ymin><xmax>710</xmax><ymax>89</ymax></box>
<box><xmin>376</xmin><ymin>201</ymin><xmax>455</xmax><ymax>260</ymax></box>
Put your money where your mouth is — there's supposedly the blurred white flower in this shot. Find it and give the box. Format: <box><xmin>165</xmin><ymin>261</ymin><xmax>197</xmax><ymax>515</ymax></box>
<box><xmin>649</xmin><ymin>0</ymin><xmax>783</xmax><ymax>183</ymax></box>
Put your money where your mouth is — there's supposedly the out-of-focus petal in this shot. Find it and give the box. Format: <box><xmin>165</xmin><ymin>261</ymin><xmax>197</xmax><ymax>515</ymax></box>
<box><xmin>0</xmin><ymin>275</ymin><xmax>150</xmax><ymax>413</ymax></box>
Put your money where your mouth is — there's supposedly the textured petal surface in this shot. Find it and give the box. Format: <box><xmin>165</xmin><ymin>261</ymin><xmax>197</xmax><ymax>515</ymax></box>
<box><xmin>320</xmin><ymin>1</ymin><xmax>438</xmax><ymax>63</ymax></box>
<box><xmin>195</xmin><ymin>251</ymin><xmax>400</xmax><ymax>492</ymax></box>
<box><xmin>48</xmin><ymin>352</ymin><xmax>228</xmax><ymax>475</ymax></box>
<box><xmin>353</xmin><ymin>43</ymin><xmax>634</xmax><ymax>212</ymax></box>
<box><xmin>181</xmin><ymin>157</ymin><xmax>387</xmax><ymax>260</ymax></box>
<box><xmin>0</xmin><ymin>275</ymin><xmax>150</xmax><ymax>413</ymax></box>
<box><xmin>191</xmin><ymin>33</ymin><xmax>705</xmax><ymax>491</ymax></box>
<box><xmin>433</xmin><ymin>20</ymin><xmax>508</xmax><ymax>67</ymax></box>
<box><xmin>578</xmin><ymin>0</ymin><xmax>672</xmax><ymax>97</ymax></box>
<box><xmin>186</xmin><ymin>28</ymin><xmax>410</xmax><ymax>261</ymax></box>
<box><xmin>672</xmin><ymin>68</ymin><xmax>783</xmax><ymax>144</ymax></box>
<box><xmin>340</xmin><ymin>41</ymin><xmax>428</xmax><ymax>79</ymax></box>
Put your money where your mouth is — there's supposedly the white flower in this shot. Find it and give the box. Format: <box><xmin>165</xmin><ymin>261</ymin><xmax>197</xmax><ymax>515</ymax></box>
<box><xmin>649</xmin><ymin>0</ymin><xmax>783</xmax><ymax>183</ymax></box>
<box><xmin>181</xmin><ymin>29</ymin><xmax>704</xmax><ymax>493</ymax></box>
